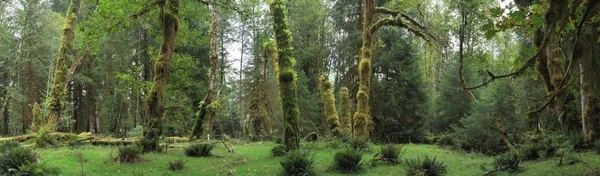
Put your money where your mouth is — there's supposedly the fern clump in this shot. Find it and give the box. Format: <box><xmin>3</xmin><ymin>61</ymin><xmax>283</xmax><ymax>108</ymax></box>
<box><xmin>184</xmin><ymin>143</ymin><xmax>214</xmax><ymax>157</ymax></box>
<box><xmin>406</xmin><ymin>156</ymin><xmax>447</xmax><ymax>176</ymax></box>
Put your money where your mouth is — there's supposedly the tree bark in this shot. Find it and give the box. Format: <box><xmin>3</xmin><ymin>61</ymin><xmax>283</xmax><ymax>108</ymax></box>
<box><xmin>190</xmin><ymin>7</ymin><xmax>219</xmax><ymax>140</ymax></box>
<box><xmin>45</xmin><ymin>0</ymin><xmax>81</xmax><ymax>132</ymax></box>
<box><xmin>269</xmin><ymin>0</ymin><xmax>301</xmax><ymax>150</ymax></box>
<box><xmin>142</xmin><ymin>0</ymin><xmax>180</xmax><ymax>153</ymax></box>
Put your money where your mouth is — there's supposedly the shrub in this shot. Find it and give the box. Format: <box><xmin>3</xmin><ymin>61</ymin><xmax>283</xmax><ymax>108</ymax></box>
<box><xmin>184</xmin><ymin>143</ymin><xmax>214</xmax><ymax>157</ymax></box>
<box><xmin>435</xmin><ymin>135</ymin><xmax>454</xmax><ymax>147</ymax></box>
<box><xmin>519</xmin><ymin>144</ymin><xmax>542</xmax><ymax>161</ymax></box>
<box><xmin>350</xmin><ymin>137</ymin><xmax>369</xmax><ymax>151</ymax></box>
<box><xmin>0</xmin><ymin>142</ymin><xmax>59</xmax><ymax>175</ymax></box>
<box><xmin>406</xmin><ymin>156</ymin><xmax>447</xmax><ymax>176</ymax></box>
<box><xmin>168</xmin><ymin>160</ymin><xmax>185</xmax><ymax>171</ymax></box>
<box><xmin>35</xmin><ymin>128</ymin><xmax>57</xmax><ymax>148</ymax></box>
<box><xmin>271</xmin><ymin>145</ymin><xmax>288</xmax><ymax>157</ymax></box>
<box><xmin>280</xmin><ymin>150</ymin><xmax>314</xmax><ymax>176</ymax></box>
<box><xmin>305</xmin><ymin>132</ymin><xmax>319</xmax><ymax>142</ymax></box>
<box><xmin>379</xmin><ymin>144</ymin><xmax>402</xmax><ymax>163</ymax></box>
<box><xmin>492</xmin><ymin>152</ymin><xmax>521</xmax><ymax>173</ymax></box>
<box><xmin>127</xmin><ymin>125</ymin><xmax>144</xmax><ymax>138</ymax></box>
<box><xmin>116</xmin><ymin>144</ymin><xmax>144</xmax><ymax>163</ymax></box>
<box><xmin>332</xmin><ymin>149</ymin><xmax>363</xmax><ymax>173</ymax></box>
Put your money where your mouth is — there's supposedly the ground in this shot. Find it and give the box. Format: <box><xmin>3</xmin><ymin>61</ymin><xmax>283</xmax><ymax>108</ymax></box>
<box><xmin>36</xmin><ymin>141</ymin><xmax>600</xmax><ymax>175</ymax></box>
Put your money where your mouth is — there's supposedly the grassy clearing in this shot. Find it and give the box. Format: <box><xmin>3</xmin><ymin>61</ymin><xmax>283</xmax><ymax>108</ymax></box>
<box><xmin>35</xmin><ymin>141</ymin><xmax>600</xmax><ymax>175</ymax></box>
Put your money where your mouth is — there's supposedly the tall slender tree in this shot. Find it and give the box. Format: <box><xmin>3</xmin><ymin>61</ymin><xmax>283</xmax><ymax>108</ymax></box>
<box><xmin>44</xmin><ymin>0</ymin><xmax>80</xmax><ymax>132</ymax></box>
<box><xmin>140</xmin><ymin>0</ymin><xmax>180</xmax><ymax>152</ymax></box>
<box><xmin>268</xmin><ymin>0</ymin><xmax>301</xmax><ymax>150</ymax></box>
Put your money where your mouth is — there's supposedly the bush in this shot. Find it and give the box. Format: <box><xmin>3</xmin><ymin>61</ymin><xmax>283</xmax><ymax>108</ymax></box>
<box><xmin>184</xmin><ymin>143</ymin><xmax>214</xmax><ymax>157</ymax></box>
<box><xmin>379</xmin><ymin>144</ymin><xmax>403</xmax><ymax>163</ymax></box>
<box><xmin>406</xmin><ymin>156</ymin><xmax>447</xmax><ymax>176</ymax></box>
<box><xmin>116</xmin><ymin>144</ymin><xmax>144</xmax><ymax>163</ymax></box>
<box><xmin>271</xmin><ymin>145</ymin><xmax>288</xmax><ymax>157</ymax></box>
<box><xmin>168</xmin><ymin>160</ymin><xmax>185</xmax><ymax>171</ymax></box>
<box><xmin>332</xmin><ymin>149</ymin><xmax>363</xmax><ymax>173</ymax></box>
<box><xmin>435</xmin><ymin>135</ymin><xmax>455</xmax><ymax>147</ymax></box>
<box><xmin>519</xmin><ymin>144</ymin><xmax>542</xmax><ymax>161</ymax></box>
<box><xmin>0</xmin><ymin>142</ymin><xmax>59</xmax><ymax>175</ymax></box>
<box><xmin>280</xmin><ymin>150</ymin><xmax>314</xmax><ymax>176</ymax></box>
<box><xmin>127</xmin><ymin>125</ymin><xmax>144</xmax><ymax>138</ymax></box>
<box><xmin>35</xmin><ymin>129</ymin><xmax>57</xmax><ymax>148</ymax></box>
<box><xmin>492</xmin><ymin>152</ymin><xmax>521</xmax><ymax>173</ymax></box>
<box><xmin>305</xmin><ymin>132</ymin><xmax>319</xmax><ymax>142</ymax></box>
<box><xmin>350</xmin><ymin>137</ymin><xmax>369</xmax><ymax>151</ymax></box>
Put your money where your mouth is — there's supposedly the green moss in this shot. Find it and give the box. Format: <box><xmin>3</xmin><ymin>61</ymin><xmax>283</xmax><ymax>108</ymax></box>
<box><xmin>339</xmin><ymin>87</ymin><xmax>352</xmax><ymax>135</ymax></box>
<box><xmin>585</xmin><ymin>94</ymin><xmax>600</xmax><ymax>141</ymax></box>
<box><xmin>270</xmin><ymin>0</ymin><xmax>301</xmax><ymax>150</ymax></box>
<box><xmin>320</xmin><ymin>74</ymin><xmax>341</xmax><ymax>136</ymax></box>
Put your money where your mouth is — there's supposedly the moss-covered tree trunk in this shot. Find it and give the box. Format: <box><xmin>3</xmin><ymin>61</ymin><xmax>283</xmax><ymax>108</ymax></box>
<box><xmin>190</xmin><ymin>7</ymin><xmax>218</xmax><ymax>140</ymax></box>
<box><xmin>268</xmin><ymin>0</ymin><xmax>301</xmax><ymax>150</ymax></box>
<box><xmin>320</xmin><ymin>74</ymin><xmax>340</xmax><ymax>136</ymax></box>
<box><xmin>142</xmin><ymin>0</ymin><xmax>179</xmax><ymax>152</ymax></box>
<box><xmin>339</xmin><ymin>87</ymin><xmax>351</xmax><ymax>135</ymax></box>
<box><xmin>353</xmin><ymin>0</ymin><xmax>375</xmax><ymax>138</ymax></box>
<box><xmin>44</xmin><ymin>0</ymin><xmax>80</xmax><ymax>132</ymax></box>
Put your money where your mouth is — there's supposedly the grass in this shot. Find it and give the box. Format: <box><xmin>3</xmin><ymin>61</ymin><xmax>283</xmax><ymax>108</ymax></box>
<box><xmin>34</xmin><ymin>141</ymin><xmax>600</xmax><ymax>175</ymax></box>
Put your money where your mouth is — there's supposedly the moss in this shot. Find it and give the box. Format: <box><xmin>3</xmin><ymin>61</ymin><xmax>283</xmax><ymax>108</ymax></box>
<box><xmin>270</xmin><ymin>0</ymin><xmax>301</xmax><ymax>150</ymax></box>
<box><xmin>31</xmin><ymin>102</ymin><xmax>41</xmax><ymax>133</ymax></box>
<box><xmin>320</xmin><ymin>74</ymin><xmax>341</xmax><ymax>136</ymax></box>
<box><xmin>339</xmin><ymin>87</ymin><xmax>352</xmax><ymax>135</ymax></box>
<box><xmin>143</xmin><ymin>0</ymin><xmax>179</xmax><ymax>153</ymax></box>
<box><xmin>305</xmin><ymin>132</ymin><xmax>319</xmax><ymax>142</ymax></box>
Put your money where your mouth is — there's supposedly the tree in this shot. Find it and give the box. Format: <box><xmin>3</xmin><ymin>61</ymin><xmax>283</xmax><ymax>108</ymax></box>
<box><xmin>44</xmin><ymin>0</ymin><xmax>81</xmax><ymax>132</ymax></box>
<box><xmin>320</xmin><ymin>73</ymin><xmax>340</xmax><ymax>136</ymax></box>
<box><xmin>140</xmin><ymin>0</ymin><xmax>180</xmax><ymax>152</ymax></box>
<box><xmin>268</xmin><ymin>0</ymin><xmax>301</xmax><ymax>150</ymax></box>
<box><xmin>353</xmin><ymin>0</ymin><xmax>444</xmax><ymax>138</ymax></box>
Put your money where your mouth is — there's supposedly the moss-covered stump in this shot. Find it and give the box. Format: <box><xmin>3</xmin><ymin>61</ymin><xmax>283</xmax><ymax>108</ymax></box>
<box><xmin>339</xmin><ymin>87</ymin><xmax>352</xmax><ymax>136</ymax></box>
<box><xmin>305</xmin><ymin>132</ymin><xmax>319</xmax><ymax>142</ymax></box>
<box><xmin>320</xmin><ymin>74</ymin><xmax>341</xmax><ymax>136</ymax></box>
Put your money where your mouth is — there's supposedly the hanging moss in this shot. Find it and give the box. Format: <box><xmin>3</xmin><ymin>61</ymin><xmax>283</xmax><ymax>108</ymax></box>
<box><xmin>320</xmin><ymin>74</ymin><xmax>341</xmax><ymax>136</ymax></box>
<box><xmin>143</xmin><ymin>0</ymin><xmax>179</xmax><ymax>153</ymax></box>
<box><xmin>269</xmin><ymin>0</ymin><xmax>300</xmax><ymax>150</ymax></box>
<box><xmin>339</xmin><ymin>87</ymin><xmax>351</xmax><ymax>136</ymax></box>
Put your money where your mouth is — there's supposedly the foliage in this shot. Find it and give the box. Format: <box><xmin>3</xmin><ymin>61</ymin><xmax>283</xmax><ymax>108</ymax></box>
<box><xmin>435</xmin><ymin>135</ymin><xmax>455</xmax><ymax>147</ymax></box>
<box><xmin>305</xmin><ymin>132</ymin><xmax>318</xmax><ymax>142</ymax></box>
<box><xmin>370</xmin><ymin>29</ymin><xmax>427</xmax><ymax>143</ymax></box>
<box><xmin>0</xmin><ymin>141</ymin><xmax>59</xmax><ymax>175</ymax></box>
<box><xmin>406</xmin><ymin>156</ymin><xmax>447</xmax><ymax>176</ymax></box>
<box><xmin>184</xmin><ymin>143</ymin><xmax>214</xmax><ymax>157</ymax></box>
<box><xmin>350</xmin><ymin>137</ymin><xmax>369</xmax><ymax>151</ymax></box>
<box><xmin>378</xmin><ymin>144</ymin><xmax>403</xmax><ymax>164</ymax></box>
<box><xmin>492</xmin><ymin>152</ymin><xmax>521</xmax><ymax>173</ymax></box>
<box><xmin>167</xmin><ymin>160</ymin><xmax>185</xmax><ymax>171</ymax></box>
<box><xmin>127</xmin><ymin>125</ymin><xmax>144</xmax><ymax>138</ymax></box>
<box><xmin>332</xmin><ymin>149</ymin><xmax>363</xmax><ymax>173</ymax></box>
<box><xmin>35</xmin><ymin>128</ymin><xmax>57</xmax><ymax>148</ymax></box>
<box><xmin>271</xmin><ymin>145</ymin><xmax>288</xmax><ymax>157</ymax></box>
<box><xmin>116</xmin><ymin>144</ymin><xmax>144</xmax><ymax>163</ymax></box>
<box><xmin>280</xmin><ymin>150</ymin><xmax>314</xmax><ymax>176</ymax></box>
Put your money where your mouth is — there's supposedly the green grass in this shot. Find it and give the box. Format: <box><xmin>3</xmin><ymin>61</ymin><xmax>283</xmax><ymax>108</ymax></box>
<box><xmin>35</xmin><ymin>141</ymin><xmax>600</xmax><ymax>175</ymax></box>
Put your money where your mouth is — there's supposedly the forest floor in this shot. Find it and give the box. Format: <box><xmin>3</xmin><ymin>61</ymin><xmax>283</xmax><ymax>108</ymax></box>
<box><xmin>36</xmin><ymin>141</ymin><xmax>600</xmax><ymax>176</ymax></box>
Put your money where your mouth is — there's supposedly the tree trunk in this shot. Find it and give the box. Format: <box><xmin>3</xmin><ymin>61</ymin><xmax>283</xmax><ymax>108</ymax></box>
<box><xmin>142</xmin><ymin>0</ymin><xmax>179</xmax><ymax>153</ymax></box>
<box><xmin>45</xmin><ymin>0</ymin><xmax>81</xmax><ymax>132</ymax></box>
<box><xmin>579</xmin><ymin>61</ymin><xmax>586</xmax><ymax>137</ymax></box>
<box><xmin>190</xmin><ymin>8</ymin><xmax>219</xmax><ymax>140</ymax></box>
<box><xmin>24</xmin><ymin>60</ymin><xmax>37</xmax><ymax>133</ymax></box>
<box><xmin>353</xmin><ymin>0</ymin><xmax>375</xmax><ymax>138</ymax></box>
<box><xmin>321</xmin><ymin>74</ymin><xmax>340</xmax><ymax>136</ymax></box>
<box><xmin>269</xmin><ymin>0</ymin><xmax>301</xmax><ymax>150</ymax></box>
<box><xmin>339</xmin><ymin>87</ymin><xmax>351</xmax><ymax>135</ymax></box>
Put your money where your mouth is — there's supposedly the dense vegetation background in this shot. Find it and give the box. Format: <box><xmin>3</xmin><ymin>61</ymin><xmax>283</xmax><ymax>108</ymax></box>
<box><xmin>0</xmin><ymin>0</ymin><xmax>599</xmax><ymax>175</ymax></box>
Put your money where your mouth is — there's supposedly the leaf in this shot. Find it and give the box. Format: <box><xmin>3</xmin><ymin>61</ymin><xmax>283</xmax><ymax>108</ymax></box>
<box><xmin>566</xmin><ymin>22</ymin><xmax>575</xmax><ymax>31</ymax></box>
<box><xmin>531</xmin><ymin>73</ymin><xmax>539</xmax><ymax>80</ymax></box>
<box><xmin>490</xmin><ymin>7</ymin><xmax>504</xmax><ymax>17</ymax></box>
<box><xmin>485</xmin><ymin>29</ymin><xmax>498</xmax><ymax>39</ymax></box>
<box><xmin>524</xmin><ymin>46</ymin><xmax>538</xmax><ymax>56</ymax></box>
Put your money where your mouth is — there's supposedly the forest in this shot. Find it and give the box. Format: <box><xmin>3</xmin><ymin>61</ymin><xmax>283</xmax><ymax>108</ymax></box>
<box><xmin>0</xmin><ymin>0</ymin><xmax>599</xmax><ymax>175</ymax></box>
